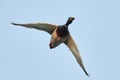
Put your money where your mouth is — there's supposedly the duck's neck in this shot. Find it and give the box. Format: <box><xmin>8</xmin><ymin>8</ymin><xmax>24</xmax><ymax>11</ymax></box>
<box><xmin>65</xmin><ymin>17</ymin><xmax>75</xmax><ymax>27</ymax></box>
<box><xmin>65</xmin><ymin>20</ymin><xmax>70</xmax><ymax>27</ymax></box>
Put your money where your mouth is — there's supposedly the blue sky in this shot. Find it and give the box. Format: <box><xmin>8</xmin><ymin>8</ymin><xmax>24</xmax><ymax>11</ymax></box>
<box><xmin>0</xmin><ymin>0</ymin><xmax>120</xmax><ymax>80</ymax></box>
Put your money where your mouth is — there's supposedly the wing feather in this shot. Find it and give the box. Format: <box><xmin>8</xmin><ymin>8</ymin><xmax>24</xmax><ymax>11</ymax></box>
<box><xmin>11</xmin><ymin>22</ymin><xmax>57</xmax><ymax>34</ymax></box>
<box><xmin>64</xmin><ymin>35</ymin><xmax>89</xmax><ymax>76</ymax></box>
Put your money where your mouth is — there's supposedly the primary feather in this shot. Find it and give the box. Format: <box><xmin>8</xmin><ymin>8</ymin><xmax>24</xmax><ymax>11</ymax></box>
<box><xmin>64</xmin><ymin>35</ymin><xmax>89</xmax><ymax>76</ymax></box>
<box><xmin>11</xmin><ymin>22</ymin><xmax>57</xmax><ymax>34</ymax></box>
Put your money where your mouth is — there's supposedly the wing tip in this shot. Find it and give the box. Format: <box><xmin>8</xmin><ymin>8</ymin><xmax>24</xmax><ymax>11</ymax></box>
<box><xmin>86</xmin><ymin>72</ymin><xmax>90</xmax><ymax>77</ymax></box>
<box><xmin>11</xmin><ymin>22</ymin><xmax>18</xmax><ymax>25</ymax></box>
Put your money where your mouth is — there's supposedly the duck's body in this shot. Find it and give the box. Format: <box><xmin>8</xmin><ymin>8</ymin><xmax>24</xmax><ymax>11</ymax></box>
<box><xmin>11</xmin><ymin>17</ymin><xmax>89</xmax><ymax>76</ymax></box>
<box><xmin>49</xmin><ymin>27</ymin><xmax>65</xmax><ymax>49</ymax></box>
<box><xmin>50</xmin><ymin>25</ymin><xmax>70</xmax><ymax>49</ymax></box>
<box><xmin>56</xmin><ymin>25</ymin><xmax>69</xmax><ymax>38</ymax></box>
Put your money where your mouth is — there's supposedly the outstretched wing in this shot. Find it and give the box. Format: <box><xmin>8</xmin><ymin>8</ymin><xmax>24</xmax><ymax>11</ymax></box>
<box><xmin>64</xmin><ymin>35</ymin><xmax>89</xmax><ymax>76</ymax></box>
<box><xmin>11</xmin><ymin>22</ymin><xmax>57</xmax><ymax>34</ymax></box>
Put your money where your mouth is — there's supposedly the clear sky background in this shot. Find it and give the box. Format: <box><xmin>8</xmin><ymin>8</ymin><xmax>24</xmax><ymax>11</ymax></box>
<box><xmin>0</xmin><ymin>0</ymin><xmax>120</xmax><ymax>80</ymax></box>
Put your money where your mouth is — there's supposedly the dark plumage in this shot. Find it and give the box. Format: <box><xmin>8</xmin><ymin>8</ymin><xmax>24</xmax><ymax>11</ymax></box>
<box><xmin>56</xmin><ymin>25</ymin><xmax>69</xmax><ymax>38</ymax></box>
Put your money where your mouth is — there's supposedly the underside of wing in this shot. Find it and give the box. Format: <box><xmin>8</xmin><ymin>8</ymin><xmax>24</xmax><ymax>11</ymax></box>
<box><xmin>64</xmin><ymin>35</ymin><xmax>89</xmax><ymax>76</ymax></box>
<box><xmin>11</xmin><ymin>22</ymin><xmax>58</xmax><ymax>34</ymax></box>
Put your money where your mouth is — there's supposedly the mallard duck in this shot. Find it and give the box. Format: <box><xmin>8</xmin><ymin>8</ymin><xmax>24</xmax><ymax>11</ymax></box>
<box><xmin>11</xmin><ymin>17</ymin><xmax>89</xmax><ymax>76</ymax></box>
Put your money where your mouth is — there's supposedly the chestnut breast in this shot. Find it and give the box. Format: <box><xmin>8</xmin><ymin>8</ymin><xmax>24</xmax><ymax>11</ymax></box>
<box><xmin>56</xmin><ymin>26</ymin><xmax>69</xmax><ymax>38</ymax></box>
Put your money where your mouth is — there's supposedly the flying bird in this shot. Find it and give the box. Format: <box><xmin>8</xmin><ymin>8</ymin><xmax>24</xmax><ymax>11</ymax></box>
<box><xmin>11</xmin><ymin>17</ymin><xmax>89</xmax><ymax>76</ymax></box>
